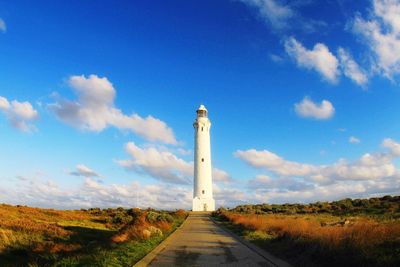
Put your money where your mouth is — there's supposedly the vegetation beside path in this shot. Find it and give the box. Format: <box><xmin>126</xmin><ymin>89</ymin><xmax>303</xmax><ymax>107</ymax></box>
<box><xmin>212</xmin><ymin>195</ymin><xmax>400</xmax><ymax>267</ymax></box>
<box><xmin>0</xmin><ymin>204</ymin><xmax>187</xmax><ymax>266</ymax></box>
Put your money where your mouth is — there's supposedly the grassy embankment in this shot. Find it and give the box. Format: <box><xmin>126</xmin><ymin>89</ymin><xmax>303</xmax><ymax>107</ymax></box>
<box><xmin>0</xmin><ymin>204</ymin><xmax>187</xmax><ymax>266</ymax></box>
<box><xmin>212</xmin><ymin>195</ymin><xmax>400</xmax><ymax>267</ymax></box>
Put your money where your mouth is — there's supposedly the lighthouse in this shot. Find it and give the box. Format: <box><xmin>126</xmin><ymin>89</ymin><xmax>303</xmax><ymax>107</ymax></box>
<box><xmin>192</xmin><ymin>105</ymin><xmax>215</xmax><ymax>212</ymax></box>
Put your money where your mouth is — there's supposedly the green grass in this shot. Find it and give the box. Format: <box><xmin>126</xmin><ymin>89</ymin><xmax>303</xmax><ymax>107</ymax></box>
<box><xmin>48</xmin><ymin>232</ymin><xmax>165</xmax><ymax>267</ymax></box>
<box><xmin>50</xmin><ymin>219</ymin><xmax>184</xmax><ymax>267</ymax></box>
<box><xmin>56</xmin><ymin>220</ymin><xmax>109</xmax><ymax>230</ymax></box>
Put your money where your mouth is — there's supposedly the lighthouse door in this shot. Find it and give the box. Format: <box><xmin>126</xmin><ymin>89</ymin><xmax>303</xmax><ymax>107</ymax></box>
<box><xmin>203</xmin><ymin>203</ymin><xmax>207</xmax><ymax>211</ymax></box>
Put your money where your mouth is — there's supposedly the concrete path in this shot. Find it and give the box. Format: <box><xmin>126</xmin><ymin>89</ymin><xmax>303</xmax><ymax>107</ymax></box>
<box><xmin>145</xmin><ymin>213</ymin><xmax>288</xmax><ymax>267</ymax></box>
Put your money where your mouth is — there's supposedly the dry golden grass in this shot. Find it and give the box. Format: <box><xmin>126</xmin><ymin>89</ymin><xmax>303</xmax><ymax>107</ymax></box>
<box><xmin>156</xmin><ymin>220</ymin><xmax>172</xmax><ymax>232</ymax></box>
<box><xmin>0</xmin><ymin>204</ymin><xmax>90</xmax><ymax>222</ymax></box>
<box><xmin>111</xmin><ymin>210</ymin><xmax>175</xmax><ymax>243</ymax></box>
<box><xmin>223</xmin><ymin>212</ymin><xmax>400</xmax><ymax>250</ymax></box>
<box><xmin>0</xmin><ymin>204</ymin><xmax>100</xmax><ymax>252</ymax></box>
<box><xmin>1</xmin><ymin>206</ymin><xmax>92</xmax><ymax>238</ymax></box>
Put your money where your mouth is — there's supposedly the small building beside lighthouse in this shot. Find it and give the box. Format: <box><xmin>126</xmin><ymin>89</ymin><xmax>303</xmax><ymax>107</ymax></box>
<box><xmin>192</xmin><ymin>105</ymin><xmax>215</xmax><ymax>212</ymax></box>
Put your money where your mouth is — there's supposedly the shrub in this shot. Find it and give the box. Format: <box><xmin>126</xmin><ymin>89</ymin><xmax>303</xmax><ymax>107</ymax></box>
<box><xmin>112</xmin><ymin>214</ymin><xmax>133</xmax><ymax>225</ymax></box>
<box><xmin>173</xmin><ymin>209</ymin><xmax>188</xmax><ymax>219</ymax></box>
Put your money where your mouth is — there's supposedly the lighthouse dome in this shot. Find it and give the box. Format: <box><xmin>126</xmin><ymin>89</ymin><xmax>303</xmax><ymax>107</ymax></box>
<box><xmin>198</xmin><ymin>104</ymin><xmax>207</xmax><ymax>111</ymax></box>
<box><xmin>197</xmin><ymin>104</ymin><xmax>208</xmax><ymax>118</ymax></box>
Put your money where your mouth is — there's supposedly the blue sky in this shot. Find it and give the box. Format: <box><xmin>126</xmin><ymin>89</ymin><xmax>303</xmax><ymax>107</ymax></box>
<box><xmin>1</xmin><ymin>0</ymin><xmax>400</xmax><ymax>209</ymax></box>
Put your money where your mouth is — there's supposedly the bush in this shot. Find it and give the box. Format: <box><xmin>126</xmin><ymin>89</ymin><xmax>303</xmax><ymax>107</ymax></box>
<box><xmin>112</xmin><ymin>214</ymin><xmax>133</xmax><ymax>225</ymax></box>
<box><xmin>226</xmin><ymin>195</ymin><xmax>400</xmax><ymax>218</ymax></box>
<box><xmin>111</xmin><ymin>210</ymin><xmax>185</xmax><ymax>244</ymax></box>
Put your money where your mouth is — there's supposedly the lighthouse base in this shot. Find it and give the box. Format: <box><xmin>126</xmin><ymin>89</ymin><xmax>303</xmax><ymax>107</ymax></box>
<box><xmin>192</xmin><ymin>197</ymin><xmax>215</xmax><ymax>212</ymax></box>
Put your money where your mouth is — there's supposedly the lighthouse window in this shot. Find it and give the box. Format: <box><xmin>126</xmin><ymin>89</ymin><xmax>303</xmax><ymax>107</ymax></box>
<box><xmin>201</xmin><ymin>158</ymin><xmax>204</xmax><ymax>162</ymax></box>
<box><xmin>202</xmin><ymin>190</ymin><xmax>205</xmax><ymax>194</ymax></box>
<box><xmin>201</xmin><ymin>127</ymin><xmax>203</xmax><ymax>131</ymax></box>
<box><xmin>197</xmin><ymin>110</ymin><xmax>207</xmax><ymax>117</ymax></box>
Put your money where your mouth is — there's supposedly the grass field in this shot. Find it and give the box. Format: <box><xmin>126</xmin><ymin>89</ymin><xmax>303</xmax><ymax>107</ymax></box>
<box><xmin>0</xmin><ymin>204</ymin><xmax>187</xmax><ymax>267</ymax></box>
<box><xmin>2</xmin><ymin>196</ymin><xmax>399</xmax><ymax>266</ymax></box>
<box><xmin>213</xmin><ymin>195</ymin><xmax>400</xmax><ymax>267</ymax></box>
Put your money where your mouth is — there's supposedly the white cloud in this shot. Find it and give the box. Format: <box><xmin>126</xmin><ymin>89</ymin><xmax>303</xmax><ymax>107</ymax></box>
<box><xmin>331</xmin><ymin>154</ymin><xmax>396</xmax><ymax>180</ymax></box>
<box><xmin>251</xmin><ymin>175</ymin><xmax>400</xmax><ymax>204</ymax></box>
<box><xmin>70</xmin><ymin>164</ymin><xmax>100</xmax><ymax>178</ymax></box>
<box><xmin>235</xmin><ymin>148</ymin><xmax>318</xmax><ymax>177</ymax></box>
<box><xmin>284</xmin><ymin>37</ymin><xmax>340</xmax><ymax>83</ymax></box>
<box><xmin>294</xmin><ymin>97</ymin><xmax>335</xmax><ymax>120</ymax></box>
<box><xmin>0</xmin><ymin>96</ymin><xmax>39</xmax><ymax>132</ymax></box>
<box><xmin>49</xmin><ymin>74</ymin><xmax>177</xmax><ymax>145</ymax></box>
<box><xmin>349</xmin><ymin>136</ymin><xmax>361</xmax><ymax>144</ymax></box>
<box><xmin>248</xmin><ymin>174</ymin><xmax>273</xmax><ymax>187</ymax></box>
<box><xmin>213</xmin><ymin>184</ymin><xmax>249</xmax><ymax>208</ymax></box>
<box><xmin>338</xmin><ymin>48</ymin><xmax>368</xmax><ymax>86</ymax></box>
<box><xmin>4</xmin><ymin>175</ymin><xmax>193</xmax><ymax>210</ymax></box>
<box><xmin>212</xmin><ymin>168</ymin><xmax>232</xmax><ymax>183</ymax></box>
<box><xmin>269</xmin><ymin>54</ymin><xmax>284</xmax><ymax>63</ymax></box>
<box><xmin>233</xmin><ymin>139</ymin><xmax>400</xmax><ymax>204</ymax></box>
<box><xmin>239</xmin><ymin>0</ymin><xmax>294</xmax><ymax>30</ymax></box>
<box><xmin>118</xmin><ymin>142</ymin><xmax>193</xmax><ymax>184</ymax></box>
<box><xmin>235</xmin><ymin>138</ymin><xmax>400</xmax><ymax>182</ymax></box>
<box><xmin>352</xmin><ymin>0</ymin><xmax>400</xmax><ymax>79</ymax></box>
<box><xmin>374</xmin><ymin>0</ymin><xmax>400</xmax><ymax>34</ymax></box>
<box><xmin>382</xmin><ymin>138</ymin><xmax>400</xmax><ymax>156</ymax></box>
<box><xmin>248</xmin><ymin>174</ymin><xmax>314</xmax><ymax>192</ymax></box>
<box><xmin>0</xmin><ymin>18</ymin><xmax>6</xmax><ymax>33</ymax></box>
<box><xmin>239</xmin><ymin>0</ymin><xmax>326</xmax><ymax>34</ymax></box>
<box><xmin>118</xmin><ymin>142</ymin><xmax>231</xmax><ymax>184</ymax></box>
<box><xmin>3</xmin><ymin>158</ymin><xmax>399</xmax><ymax>209</ymax></box>
<box><xmin>5</xmin><ymin>171</ymin><xmax>400</xmax><ymax>209</ymax></box>
<box><xmin>176</xmin><ymin>148</ymin><xmax>192</xmax><ymax>156</ymax></box>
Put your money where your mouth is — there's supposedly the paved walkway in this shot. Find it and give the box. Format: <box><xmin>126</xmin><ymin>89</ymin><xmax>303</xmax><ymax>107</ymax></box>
<box><xmin>147</xmin><ymin>213</ymin><xmax>285</xmax><ymax>267</ymax></box>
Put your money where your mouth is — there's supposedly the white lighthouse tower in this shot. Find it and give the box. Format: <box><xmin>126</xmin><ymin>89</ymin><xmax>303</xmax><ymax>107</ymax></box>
<box><xmin>192</xmin><ymin>104</ymin><xmax>215</xmax><ymax>212</ymax></box>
